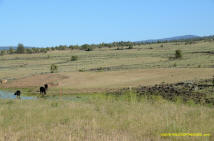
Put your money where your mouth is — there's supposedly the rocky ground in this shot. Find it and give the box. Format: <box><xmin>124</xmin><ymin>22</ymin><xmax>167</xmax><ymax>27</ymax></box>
<box><xmin>112</xmin><ymin>78</ymin><xmax>214</xmax><ymax>105</ymax></box>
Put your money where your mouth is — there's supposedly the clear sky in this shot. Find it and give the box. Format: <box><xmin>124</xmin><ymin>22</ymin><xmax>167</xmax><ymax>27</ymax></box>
<box><xmin>0</xmin><ymin>0</ymin><xmax>214</xmax><ymax>47</ymax></box>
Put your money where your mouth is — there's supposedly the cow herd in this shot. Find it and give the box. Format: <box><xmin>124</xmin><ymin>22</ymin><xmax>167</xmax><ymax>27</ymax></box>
<box><xmin>14</xmin><ymin>84</ymin><xmax>49</xmax><ymax>98</ymax></box>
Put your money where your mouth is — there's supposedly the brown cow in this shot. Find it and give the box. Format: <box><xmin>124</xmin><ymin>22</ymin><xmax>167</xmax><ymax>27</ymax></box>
<box><xmin>0</xmin><ymin>79</ymin><xmax>7</xmax><ymax>84</ymax></box>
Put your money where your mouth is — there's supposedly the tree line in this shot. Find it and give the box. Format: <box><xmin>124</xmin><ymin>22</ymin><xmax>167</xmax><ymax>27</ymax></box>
<box><xmin>0</xmin><ymin>44</ymin><xmax>48</xmax><ymax>55</ymax></box>
<box><xmin>1</xmin><ymin>36</ymin><xmax>214</xmax><ymax>56</ymax></box>
<box><xmin>0</xmin><ymin>42</ymin><xmax>138</xmax><ymax>55</ymax></box>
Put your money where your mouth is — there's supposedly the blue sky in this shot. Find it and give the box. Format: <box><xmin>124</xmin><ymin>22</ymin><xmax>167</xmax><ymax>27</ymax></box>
<box><xmin>0</xmin><ymin>0</ymin><xmax>214</xmax><ymax>47</ymax></box>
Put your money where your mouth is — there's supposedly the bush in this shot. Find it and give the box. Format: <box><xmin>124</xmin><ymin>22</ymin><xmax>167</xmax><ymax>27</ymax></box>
<box><xmin>175</xmin><ymin>50</ymin><xmax>182</xmax><ymax>59</ymax></box>
<box><xmin>85</xmin><ymin>47</ymin><xmax>94</xmax><ymax>51</ymax></box>
<box><xmin>212</xmin><ymin>76</ymin><xmax>214</xmax><ymax>86</ymax></box>
<box><xmin>16</xmin><ymin>43</ymin><xmax>25</xmax><ymax>54</ymax></box>
<box><xmin>78</xmin><ymin>69</ymin><xmax>85</xmax><ymax>72</ymax></box>
<box><xmin>128</xmin><ymin>45</ymin><xmax>134</xmax><ymax>49</ymax></box>
<box><xmin>71</xmin><ymin>56</ymin><xmax>78</xmax><ymax>61</ymax></box>
<box><xmin>116</xmin><ymin>47</ymin><xmax>124</xmax><ymax>50</ymax></box>
<box><xmin>81</xmin><ymin>44</ymin><xmax>94</xmax><ymax>51</ymax></box>
<box><xmin>0</xmin><ymin>50</ymin><xmax>6</xmax><ymax>56</ymax></box>
<box><xmin>8</xmin><ymin>47</ymin><xmax>15</xmax><ymax>54</ymax></box>
<box><xmin>26</xmin><ymin>48</ymin><xmax>33</xmax><ymax>54</ymax></box>
<box><xmin>40</xmin><ymin>48</ymin><xmax>47</xmax><ymax>53</ymax></box>
<box><xmin>50</xmin><ymin>64</ymin><xmax>58</xmax><ymax>73</ymax></box>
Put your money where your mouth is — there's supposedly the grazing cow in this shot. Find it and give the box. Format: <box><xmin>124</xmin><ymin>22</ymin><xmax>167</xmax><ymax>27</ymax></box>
<box><xmin>14</xmin><ymin>90</ymin><xmax>21</xmax><ymax>98</ymax></box>
<box><xmin>0</xmin><ymin>79</ymin><xmax>7</xmax><ymax>84</ymax></box>
<box><xmin>44</xmin><ymin>84</ymin><xmax>48</xmax><ymax>90</ymax></box>
<box><xmin>40</xmin><ymin>87</ymin><xmax>46</xmax><ymax>95</ymax></box>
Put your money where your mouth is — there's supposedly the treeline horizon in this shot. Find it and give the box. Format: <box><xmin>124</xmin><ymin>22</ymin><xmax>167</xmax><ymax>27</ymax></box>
<box><xmin>0</xmin><ymin>35</ymin><xmax>214</xmax><ymax>56</ymax></box>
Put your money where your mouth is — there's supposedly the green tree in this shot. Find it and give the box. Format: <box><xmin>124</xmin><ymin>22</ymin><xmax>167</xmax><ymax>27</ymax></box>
<box><xmin>26</xmin><ymin>48</ymin><xmax>33</xmax><ymax>54</ymax></box>
<box><xmin>8</xmin><ymin>47</ymin><xmax>15</xmax><ymax>54</ymax></box>
<box><xmin>32</xmin><ymin>48</ymin><xmax>39</xmax><ymax>53</ymax></box>
<box><xmin>128</xmin><ymin>45</ymin><xmax>134</xmax><ymax>49</ymax></box>
<box><xmin>40</xmin><ymin>48</ymin><xmax>47</xmax><ymax>53</ymax></box>
<box><xmin>81</xmin><ymin>44</ymin><xmax>90</xmax><ymax>50</ymax></box>
<box><xmin>175</xmin><ymin>50</ymin><xmax>182</xmax><ymax>59</ymax></box>
<box><xmin>16</xmin><ymin>43</ymin><xmax>25</xmax><ymax>54</ymax></box>
<box><xmin>71</xmin><ymin>56</ymin><xmax>78</xmax><ymax>61</ymax></box>
<box><xmin>0</xmin><ymin>50</ymin><xmax>6</xmax><ymax>56</ymax></box>
<box><xmin>85</xmin><ymin>46</ymin><xmax>94</xmax><ymax>51</ymax></box>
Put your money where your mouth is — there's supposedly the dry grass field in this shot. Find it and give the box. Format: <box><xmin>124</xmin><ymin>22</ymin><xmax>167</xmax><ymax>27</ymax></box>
<box><xmin>1</xmin><ymin>40</ymin><xmax>214</xmax><ymax>141</ymax></box>
<box><xmin>1</xmin><ymin>40</ymin><xmax>214</xmax><ymax>92</ymax></box>
<box><xmin>3</xmin><ymin>68</ymin><xmax>214</xmax><ymax>93</ymax></box>
<box><xmin>0</xmin><ymin>97</ymin><xmax>213</xmax><ymax>141</ymax></box>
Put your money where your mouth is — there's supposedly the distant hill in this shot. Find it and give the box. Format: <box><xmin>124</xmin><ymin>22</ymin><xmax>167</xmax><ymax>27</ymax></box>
<box><xmin>136</xmin><ymin>35</ymin><xmax>201</xmax><ymax>43</ymax></box>
<box><xmin>0</xmin><ymin>47</ymin><xmax>16</xmax><ymax>50</ymax></box>
<box><xmin>0</xmin><ymin>35</ymin><xmax>212</xmax><ymax>50</ymax></box>
<box><xmin>0</xmin><ymin>46</ymin><xmax>33</xmax><ymax>50</ymax></box>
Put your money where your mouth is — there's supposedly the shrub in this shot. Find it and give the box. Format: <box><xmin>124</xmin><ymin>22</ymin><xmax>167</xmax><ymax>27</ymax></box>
<box><xmin>81</xmin><ymin>44</ymin><xmax>94</xmax><ymax>51</ymax></box>
<box><xmin>175</xmin><ymin>50</ymin><xmax>182</xmax><ymax>59</ymax></box>
<box><xmin>212</xmin><ymin>76</ymin><xmax>214</xmax><ymax>86</ymax></box>
<box><xmin>89</xmin><ymin>67</ymin><xmax>111</xmax><ymax>72</ymax></box>
<box><xmin>0</xmin><ymin>50</ymin><xmax>6</xmax><ymax>56</ymax></box>
<box><xmin>128</xmin><ymin>45</ymin><xmax>134</xmax><ymax>49</ymax></box>
<box><xmin>26</xmin><ymin>48</ymin><xmax>33</xmax><ymax>54</ymax></box>
<box><xmin>85</xmin><ymin>47</ymin><xmax>93</xmax><ymax>51</ymax></box>
<box><xmin>8</xmin><ymin>47</ymin><xmax>15</xmax><ymax>54</ymax></box>
<box><xmin>40</xmin><ymin>48</ymin><xmax>47</xmax><ymax>53</ymax></box>
<box><xmin>78</xmin><ymin>69</ymin><xmax>85</xmax><ymax>72</ymax></box>
<box><xmin>71</xmin><ymin>56</ymin><xmax>78</xmax><ymax>61</ymax></box>
<box><xmin>50</xmin><ymin>64</ymin><xmax>58</xmax><ymax>73</ymax></box>
<box><xmin>116</xmin><ymin>47</ymin><xmax>124</xmax><ymax>50</ymax></box>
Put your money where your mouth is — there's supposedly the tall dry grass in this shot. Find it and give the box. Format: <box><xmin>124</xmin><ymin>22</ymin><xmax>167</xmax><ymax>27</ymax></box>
<box><xmin>0</xmin><ymin>95</ymin><xmax>213</xmax><ymax>141</ymax></box>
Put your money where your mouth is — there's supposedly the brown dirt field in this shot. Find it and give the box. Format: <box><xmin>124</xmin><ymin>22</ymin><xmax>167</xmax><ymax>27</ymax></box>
<box><xmin>61</xmin><ymin>68</ymin><xmax>214</xmax><ymax>89</ymax></box>
<box><xmin>2</xmin><ymin>68</ymin><xmax>214</xmax><ymax>93</ymax></box>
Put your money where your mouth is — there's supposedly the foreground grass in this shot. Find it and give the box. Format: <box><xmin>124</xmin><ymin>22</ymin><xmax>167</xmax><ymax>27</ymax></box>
<box><xmin>0</xmin><ymin>96</ymin><xmax>213</xmax><ymax>141</ymax></box>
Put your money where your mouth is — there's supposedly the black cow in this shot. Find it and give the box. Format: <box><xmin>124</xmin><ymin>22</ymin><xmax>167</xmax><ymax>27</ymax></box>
<box><xmin>14</xmin><ymin>90</ymin><xmax>21</xmax><ymax>98</ymax></box>
<box><xmin>40</xmin><ymin>87</ymin><xmax>46</xmax><ymax>95</ymax></box>
<box><xmin>44</xmin><ymin>84</ymin><xmax>48</xmax><ymax>90</ymax></box>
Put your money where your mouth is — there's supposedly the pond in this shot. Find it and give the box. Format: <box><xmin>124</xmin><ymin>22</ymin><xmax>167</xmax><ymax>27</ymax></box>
<box><xmin>0</xmin><ymin>90</ymin><xmax>37</xmax><ymax>100</ymax></box>
<box><xmin>0</xmin><ymin>90</ymin><xmax>97</xmax><ymax>101</ymax></box>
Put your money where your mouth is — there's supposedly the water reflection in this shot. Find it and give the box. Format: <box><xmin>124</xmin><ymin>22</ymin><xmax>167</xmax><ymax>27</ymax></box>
<box><xmin>0</xmin><ymin>90</ymin><xmax>36</xmax><ymax>100</ymax></box>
